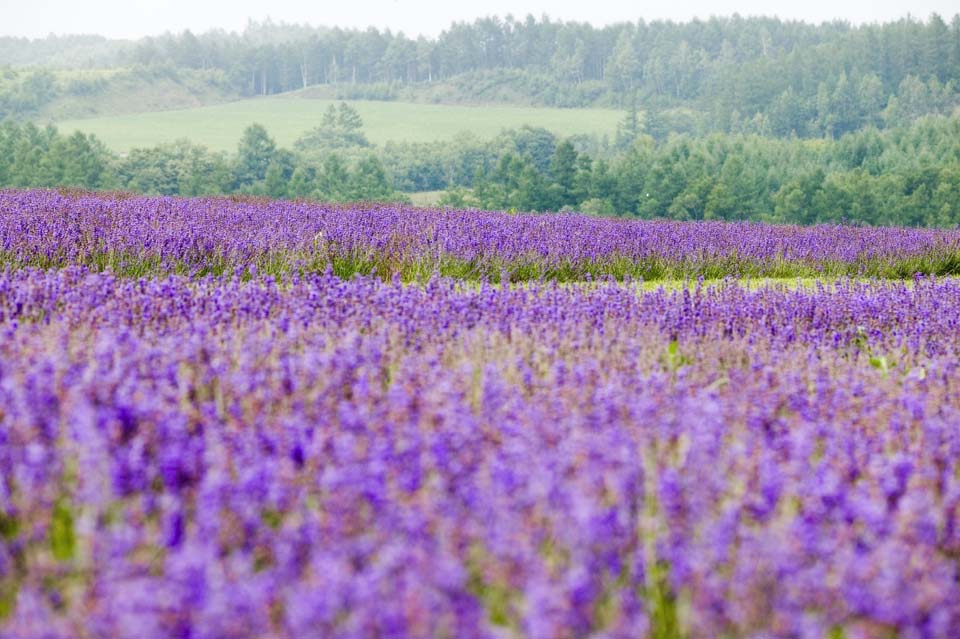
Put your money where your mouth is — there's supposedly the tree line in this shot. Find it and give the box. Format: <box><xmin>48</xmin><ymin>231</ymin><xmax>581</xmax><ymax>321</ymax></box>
<box><xmin>125</xmin><ymin>15</ymin><xmax>960</xmax><ymax>105</ymax></box>
<box><xmin>449</xmin><ymin>117</ymin><xmax>960</xmax><ymax>227</ymax></box>
<box><xmin>1</xmin><ymin>112</ymin><xmax>959</xmax><ymax>227</ymax></box>
<box><xmin>4</xmin><ymin>15</ymin><xmax>960</xmax><ymax>136</ymax></box>
<box><xmin>0</xmin><ymin>118</ymin><xmax>397</xmax><ymax>203</ymax></box>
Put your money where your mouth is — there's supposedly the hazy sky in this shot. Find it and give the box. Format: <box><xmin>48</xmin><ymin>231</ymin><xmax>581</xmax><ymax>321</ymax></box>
<box><xmin>3</xmin><ymin>0</ymin><xmax>957</xmax><ymax>40</ymax></box>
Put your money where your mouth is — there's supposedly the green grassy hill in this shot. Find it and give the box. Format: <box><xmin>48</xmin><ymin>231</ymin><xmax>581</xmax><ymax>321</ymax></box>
<box><xmin>0</xmin><ymin>68</ymin><xmax>238</xmax><ymax>123</ymax></box>
<box><xmin>38</xmin><ymin>72</ymin><xmax>235</xmax><ymax>122</ymax></box>
<box><xmin>56</xmin><ymin>96</ymin><xmax>624</xmax><ymax>152</ymax></box>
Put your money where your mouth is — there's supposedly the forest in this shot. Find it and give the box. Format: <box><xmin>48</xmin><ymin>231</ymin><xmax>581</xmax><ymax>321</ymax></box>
<box><xmin>2</xmin><ymin>112</ymin><xmax>959</xmax><ymax>227</ymax></box>
<box><xmin>3</xmin><ymin>14</ymin><xmax>960</xmax><ymax>131</ymax></box>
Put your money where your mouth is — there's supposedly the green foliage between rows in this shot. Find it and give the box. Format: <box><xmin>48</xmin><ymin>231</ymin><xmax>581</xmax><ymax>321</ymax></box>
<box><xmin>2</xmin><ymin>246</ymin><xmax>960</xmax><ymax>283</ymax></box>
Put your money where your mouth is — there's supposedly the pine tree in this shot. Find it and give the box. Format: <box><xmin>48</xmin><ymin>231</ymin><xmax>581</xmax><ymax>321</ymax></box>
<box><xmin>263</xmin><ymin>160</ymin><xmax>288</xmax><ymax>198</ymax></box>
<box><xmin>615</xmin><ymin>91</ymin><xmax>640</xmax><ymax>150</ymax></box>
<box><xmin>288</xmin><ymin>167</ymin><xmax>316</xmax><ymax>200</ymax></box>
<box><xmin>336</xmin><ymin>102</ymin><xmax>364</xmax><ymax>134</ymax></box>
<box><xmin>348</xmin><ymin>156</ymin><xmax>393</xmax><ymax>201</ymax></box>
<box><xmin>235</xmin><ymin>124</ymin><xmax>278</xmax><ymax>187</ymax></box>
<box><xmin>644</xmin><ymin>109</ymin><xmax>669</xmax><ymax>143</ymax></box>
<box><xmin>950</xmin><ymin>16</ymin><xmax>960</xmax><ymax>80</ymax></box>
<box><xmin>549</xmin><ymin>140</ymin><xmax>578</xmax><ymax>208</ymax></box>
<box><xmin>321</xmin><ymin>105</ymin><xmax>338</xmax><ymax>129</ymax></box>
<box><xmin>606</xmin><ymin>29</ymin><xmax>639</xmax><ymax>97</ymax></box>
<box><xmin>317</xmin><ymin>154</ymin><xmax>350</xmax><ymax>201</ymax></box>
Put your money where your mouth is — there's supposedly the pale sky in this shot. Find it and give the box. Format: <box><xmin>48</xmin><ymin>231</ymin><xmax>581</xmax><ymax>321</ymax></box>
<box><xmin>2</xmin><ymin>0</ymin><xmax>957</xmax><ymax>40</ymax></box>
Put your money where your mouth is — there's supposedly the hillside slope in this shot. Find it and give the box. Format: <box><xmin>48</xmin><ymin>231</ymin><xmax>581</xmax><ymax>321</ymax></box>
<box><xmin>56</xmin><ymin>96</ymin><xmax>624</xmax><ymax>152</ymax></box>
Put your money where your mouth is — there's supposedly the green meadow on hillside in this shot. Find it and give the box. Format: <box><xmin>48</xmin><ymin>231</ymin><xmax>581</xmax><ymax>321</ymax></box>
<box><xmin>57</xmin><ymin>96</ymin><xmax>624</xmax><ymax>152</ymax></box>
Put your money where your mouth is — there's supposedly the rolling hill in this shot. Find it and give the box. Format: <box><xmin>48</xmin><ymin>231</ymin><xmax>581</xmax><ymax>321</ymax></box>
<box><xmin>56</xmin><ymin>95</ymin><xmax>625</xmax><ymax>152</ymax></box>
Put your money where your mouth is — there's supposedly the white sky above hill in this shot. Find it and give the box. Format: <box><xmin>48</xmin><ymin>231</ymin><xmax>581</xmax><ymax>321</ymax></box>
<box><xmin>3</xmin><ymin>0</ymin><xmax>957</xmax><ymax>40</ymax></box>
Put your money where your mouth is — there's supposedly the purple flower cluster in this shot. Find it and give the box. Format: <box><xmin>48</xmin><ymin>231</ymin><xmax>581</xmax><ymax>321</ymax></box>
<box><xmin>3</xmin><ymin>189</ymin><xmax>960</xmax><ymax>279</ymax></box>
<box><xmin>3</xmin><ymin>267</ymin><xmax>960</xmax><ymax>638</ymax></box>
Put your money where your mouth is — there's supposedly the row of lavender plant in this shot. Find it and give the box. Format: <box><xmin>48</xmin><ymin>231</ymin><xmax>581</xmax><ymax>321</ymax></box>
<box><xmin>3</xmin><ymin>268</ymin><xmax>959</xmax><ymax>638</ymax></box>
<box><xmin>4</xmin><ymin>189</ymin><xmax>960</xmax><ymax>280</ymax></box>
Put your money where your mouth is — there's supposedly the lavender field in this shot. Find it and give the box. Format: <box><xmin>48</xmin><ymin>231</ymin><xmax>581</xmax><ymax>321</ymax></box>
<box><xmin>3</xmin><ymin>191</ymin><xmax>960</xmax><ymax>638</ymax></box>
<box><xmin>4</xmin><ymin>190</ymin><xmax>960</xmax><ymax>281</ymax></box>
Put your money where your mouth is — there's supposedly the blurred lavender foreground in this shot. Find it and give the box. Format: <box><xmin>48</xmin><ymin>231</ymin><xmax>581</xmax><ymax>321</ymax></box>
<box><xmin>1</xmin><ymin>192</ymin><xmax>960</xmax><ymax>637</ymax></box>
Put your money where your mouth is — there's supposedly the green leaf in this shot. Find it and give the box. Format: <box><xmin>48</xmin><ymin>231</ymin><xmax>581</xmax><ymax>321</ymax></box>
<box><xmin>667</xmin><ymin>340</ymin><xmax>679</xmax><ymax>358</ymax></box>
<box><xmin>261</xmin><ymin>508</ymin><xmax>283</xmax><ymax>530</ymax></box>
<box><xmin>647</xmin><ymin>560</ymin><xmax>682</xmax><ymax>639</ymax></box>
<box><xmin>0</xmin><ymin>580</ymin><xmax>18</xmax><ymax>620</ymax></box>
<box><xmin>0</xmin><ymin>512</ymin><xmax>18</xmax><ymax>540</ymax></box>
<box><xmin>49</xmin><ymin>498</ymin><xmax>76</xmax><ymax>562</ymax></box>
<box><xmin>827</xmin><ymin>626</ymin><xmax>846</xmax><ymax>639</ymax></box>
